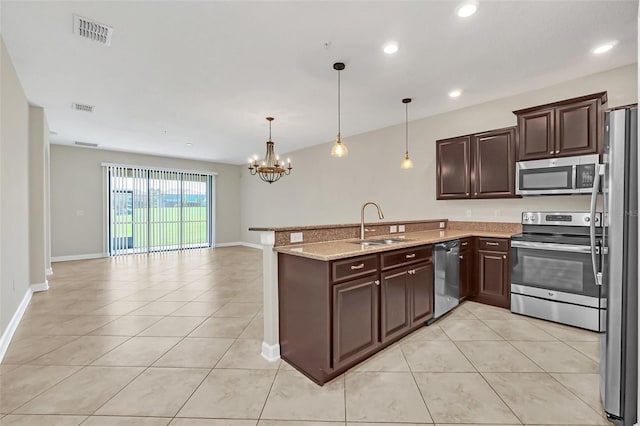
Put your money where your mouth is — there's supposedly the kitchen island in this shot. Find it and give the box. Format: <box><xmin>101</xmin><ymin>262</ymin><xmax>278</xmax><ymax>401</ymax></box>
<box><xmin>250</xmin><ymin>219</ymin><xmax>519</xmax><ymax>384</ymax></box>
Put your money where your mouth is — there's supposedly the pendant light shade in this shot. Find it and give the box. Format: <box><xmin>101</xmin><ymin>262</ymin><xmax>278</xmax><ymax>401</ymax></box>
<box><xmin>331</xmin><ymin>62</ymin><xmax>348</xmax><ymax>158</ymax></box>
<box><xmin>400</xmin><ymin>98</ymin><xmax>414</xmax><ymax>169</ymax></box>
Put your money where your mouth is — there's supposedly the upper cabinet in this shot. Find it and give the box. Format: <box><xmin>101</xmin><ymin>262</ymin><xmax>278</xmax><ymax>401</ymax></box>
<box><xmin>436</xmin><ymin>127</ymin><xmax>516</xmax><ymax>200</ymax></box>
<box><xmin>436</xmin><ymin>136</ymin><xmax>471</xmax><ymax>199</ymax></box>
<box><xmin>514</xmin><ymin>92</ymin><xmax>607</xmax><ymax>161</ymax></box>
<box><xmin>472</xmin><ymin>127</ymin><xmax>516</xmax><ymax>198</ymax></box>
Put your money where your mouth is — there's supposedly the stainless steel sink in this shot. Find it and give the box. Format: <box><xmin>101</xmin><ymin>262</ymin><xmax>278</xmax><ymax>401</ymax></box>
<box><xmin>353</xmin><ymin>238</ymin><xmax>410</xmax><ymax>246</ymax></box>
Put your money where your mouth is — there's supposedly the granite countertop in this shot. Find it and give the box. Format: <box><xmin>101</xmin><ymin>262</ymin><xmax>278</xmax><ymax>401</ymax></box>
<box><xmin>274</xmin><ymin>229</ymin><xmax>517</xmax><ymax>261</ymax></box>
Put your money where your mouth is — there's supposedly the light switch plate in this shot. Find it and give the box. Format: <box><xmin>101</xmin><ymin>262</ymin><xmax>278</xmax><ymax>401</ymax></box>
<box><xmin>290</xmin><ymin>232</ymin><xmax>303</xmax><ymax>243</ymax></box>
<box><xmin>389</xmin><ymin>225</ymin><xmax>397</xmax><ymax>233</ymax></box>
<box><xmin>398</xmin><ymin>224</ymin><xmax>406</xmax><ymax>232</ymax></box>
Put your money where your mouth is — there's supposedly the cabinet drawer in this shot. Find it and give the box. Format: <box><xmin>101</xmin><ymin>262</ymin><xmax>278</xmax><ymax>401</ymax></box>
<box><xmin>332</xmin><ymin>255</ymin><xmax>378</xmax><ymax>283</ymax></box>
<box><xmin>381</xmin><ymin>245</ymin><xmax>432</xmax><ymax>270</ymax></box>
<box><xmin>459</xmin><ymin>238</ymin><xmax>473</xmax><ymax>250</ymax></box>
<box><xmin>477</xmin><ymin>238</ymin><xmax>509</xmax><ymax>252</ymax></box>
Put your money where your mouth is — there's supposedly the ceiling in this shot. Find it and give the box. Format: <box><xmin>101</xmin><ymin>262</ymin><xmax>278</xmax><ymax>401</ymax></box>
<box><xmin>1</xmin><ymin>1</ymin><xmax>637</xmax><ymax>165</ymax></box>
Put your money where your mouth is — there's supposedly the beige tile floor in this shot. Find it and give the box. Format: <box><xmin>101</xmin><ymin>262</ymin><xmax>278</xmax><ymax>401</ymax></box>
<box><xmin>0</xmin><ymin>247</ymin><xmax>610</xmax><ymax>425</ymax></box>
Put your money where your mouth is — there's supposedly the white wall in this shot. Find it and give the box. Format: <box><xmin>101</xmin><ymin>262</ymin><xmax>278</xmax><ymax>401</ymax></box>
<box><xmin>50</xmin><ymin>145</ymin><xmax>242</xmax><ymax>259</ymax></box>
<box><xmin>28</xmin><ymin>105</ymin><xmax>49</xmax><ymax>287</ymax></box>
<box><xmin>0</xmin><ymin>36</ymin><xmax>30</xmax><ymax>332</ymax></box>
<box><xmin>241</xmin><ymin>64</ymin><xmax>638</xmax><ymax>244</ymax></box>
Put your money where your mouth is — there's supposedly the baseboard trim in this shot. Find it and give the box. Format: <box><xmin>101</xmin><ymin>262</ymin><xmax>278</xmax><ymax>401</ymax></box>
<box><xmin>216</xmin><ymin>241</ymin><xmax>262</xmax><ymax>250</ymax></box>
<box><xmin>51</xmin><ymin>252</ymin><xmax>107</xmax><ymax>262</ymax></box>
<box><xmin>45</xmin><ymin>267</ymin><xmax>53</xmax><ymax>276</ymax></box>
<box><xmin>0</xmin><ymin>287</ymin><xmax>33</xmax><ymax>363</ymax></box>
<box><xmin>31</xmin><ymin>281</ymin><xmax>49</xmax><ymax>292</ymax></box>
<box><xmin>261</xmin><ymin>341</ymin><xmax>281</xmax><ymax>362</ymax></box>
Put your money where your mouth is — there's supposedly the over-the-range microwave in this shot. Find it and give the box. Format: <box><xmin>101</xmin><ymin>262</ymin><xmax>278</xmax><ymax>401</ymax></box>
<box><xmin>516</xmin><ymin>154</ymin><xmax>599</xmax><ymax>195</ymax></box>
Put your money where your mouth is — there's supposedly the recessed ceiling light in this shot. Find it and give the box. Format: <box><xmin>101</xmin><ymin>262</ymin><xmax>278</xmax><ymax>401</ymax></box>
<box><xmin>592</xmin><ymin>41</ymin><xmax>617</xmax><ymax>55</ymax></box>
<box><xmin>185</xmin><ymin>143</ymin><xmax>193</xmax><ymax>147</ymax></box>
<box><xmin>383</xmin><ymin>41</ymin><xmax>399</xmax><ymax>54</ymax></box>
<box><xmin>456</xmin><ymin>0</ymin><xmax>478</xmax><ymax>18</ymax></box>
<box><xmin>449</xmin><ymin>89</ymin><xmax>462</xmax><ymax>98</ymax></box>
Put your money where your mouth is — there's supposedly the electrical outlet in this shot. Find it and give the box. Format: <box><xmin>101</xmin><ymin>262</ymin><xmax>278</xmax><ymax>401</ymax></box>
<box><xmin>290</xmin><ymin>232</ymin><xmax>303</xmax><ymax>243</ymax></box>
<box><xmin>389</xmin><ymin>225</ymin><xmax>397</xmax><ymax>233</ymax></box>
<box><xmin>398</xmin><ymin>224</ymin><xmax>406</xmax><ymax>232</ymax></box>
<box><xmin>439</xmin><ymin>221</ymin><xmax>445</xmax><ymax>228</ymax></box>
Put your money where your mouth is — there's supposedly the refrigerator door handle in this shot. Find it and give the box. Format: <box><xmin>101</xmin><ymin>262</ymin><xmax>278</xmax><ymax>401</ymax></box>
<box><xmin>590</xmin><ymin>164</ymin><xmax>604</xmax><ymax>286</ymax></box>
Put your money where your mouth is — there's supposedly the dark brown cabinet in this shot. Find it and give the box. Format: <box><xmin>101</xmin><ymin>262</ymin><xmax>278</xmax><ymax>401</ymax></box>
<box><xmin>436</xmin><ymin>127</ymin><xmax>517</xmax><ymax>200</ymax></box>
<box><xmin>472</xmin><ymin>128</ymin><xmax>517</xmax><ymax>198</ymax></box>
<box><xmin>514</xmin><ymin>92</ymin><xmax>606</xmax><ymax>161</ymax></box>
<box><xmin>278</xmin><ymin>244</ymin><xmax>434</xmax><ymax>385</ymax></box>
<box><xmin>474</xmin><ymin>238</ymin><xmax>510</xmax><ymax>309</ymax></box>
<box><xmin>333</xmin><ymin>275</ymin><xmax>379</xmax><ymax>368</ymax></box>
<box><xmin>516</xmin><ymin>108</ymin><xmax>554</xmax><ymax>160</ymax></box>
<box><xmin>436</xmin><ymin>136</ymin><xmax>471</xmax><ymax>199</ymax></box>
<box><xmin>380</xmin><ymin>268</ymin><xmax>410</xmax><ymax>343</ymax></box>
<box><xmin>458</xmin><ymin>238</ymin><xmax>474</xmax><ymax>301</ymax></box>
<box><xmin>410</xmin><ymin>261</ymin><xmax>434</xmax><ymax>325</ymax></box>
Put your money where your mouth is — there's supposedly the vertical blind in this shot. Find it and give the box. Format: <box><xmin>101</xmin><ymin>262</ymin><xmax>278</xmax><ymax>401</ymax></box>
<box><xmin>104</xmin><ymin>164</ymin><xmax>215</xmax><ymax>256</ymax></box>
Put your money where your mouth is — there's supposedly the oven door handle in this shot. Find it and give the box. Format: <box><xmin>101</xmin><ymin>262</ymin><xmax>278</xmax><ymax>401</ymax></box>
<box><xmin>511</xmin><ymin>240</ymin><xmax>596</xmax><ymax>254</ymax></box>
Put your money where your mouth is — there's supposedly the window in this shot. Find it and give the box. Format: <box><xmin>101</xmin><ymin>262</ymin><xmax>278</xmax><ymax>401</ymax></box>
<box><xmin>104</xmin><ymin>164</ymin><xmax>215</xmax><ymax>255</ymax></box>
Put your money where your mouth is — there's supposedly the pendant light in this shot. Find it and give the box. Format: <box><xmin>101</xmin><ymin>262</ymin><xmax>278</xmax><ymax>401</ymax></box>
<box><xmin>248</xmin><ymin>117</ymin><xmax>292</xmax><ymax>184</ymax></box>
<box><xmin>400</xmin><ymin>98</ymin><xmax>414</xmax><ymax>169</ymax></box>
<box><xmin>330</xmin><ymin>62</ymin><xmax>348</xmax><ymax>157</ymax></box>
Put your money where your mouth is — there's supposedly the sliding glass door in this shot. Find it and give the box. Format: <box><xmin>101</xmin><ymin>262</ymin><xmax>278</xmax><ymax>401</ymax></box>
<box><xmin>106</xmin><ymin>165</ymin><xmax>213</xmax><ymax>256</ymax></box>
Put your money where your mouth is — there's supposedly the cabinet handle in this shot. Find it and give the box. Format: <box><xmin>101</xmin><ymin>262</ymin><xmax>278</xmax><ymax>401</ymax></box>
<box><xmin>374</xmin><ymin>280</ymin><xmax>380</xmax><ymax>286</ymax></box>
<box><xmin>555</xmin><ymin>150</ymin><xmax>560</xmax><ymax>154</ymax></box>
<box><xmin>474</xmin><ymin>192</ymin><xmax>478</xmax><ymax>196</ymax></box>
<box><xmin>549</xmin><ymin>151</ymin><xmax>554</xmax><ymax>154</ymax></box>
<box><xmin>503</xmin><ymin>255</ymin><xmax>507</xmax><ymax>259</ymax></box>
<box><xmin>459</xmin><ymin>255</ymin><xmax>464</xmax><ymax>259</ymax></box>
<box><xmin>486</xmin><ymin>242</ymin><xmax>499</xmax><ymax>246</ymax></box>
<box><xmin>466</xmin><ymin>193</ymin><xmax>469</xmax><ymax>196</ymax></box>
<box><xmin>351</xmin><ymin>263</ymin><xmax>365</xmax><ymax>270</ymax></box>
<box><xmin>461</xmin><ymin>242</ymin><xmax>468</xmax><ymax>246</ymax></box>
<box><xmin>405</xmin><ymin>253</ymin><xmax>416</xmax><ymax>259</ymax></box>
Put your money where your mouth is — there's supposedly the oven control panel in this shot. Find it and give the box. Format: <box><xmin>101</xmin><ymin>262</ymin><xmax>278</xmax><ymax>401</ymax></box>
<box><xmin>522</xmin><ymin>212</ymin><xmax>601</xmax><ymax>226</ymax></box>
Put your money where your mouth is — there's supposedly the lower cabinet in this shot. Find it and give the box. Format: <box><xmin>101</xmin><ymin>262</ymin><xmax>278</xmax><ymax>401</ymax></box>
<box><xmin>380</xmin><ymin>268</ymin><xmax>411</xmax><ymax>343</ymax></box>
<box><xmin>278</xmin><ymin>245</ymin><xmax>434</xmax><ymax>385</ymax></box>
<box><xmin>458</xmin><ymin>238</ymin><xmax>474</xmax><ymax>301</ymax></box>
<box><xmin>333</xmin><ymin>275</ymin><xmax>380</xmax><ymax>368</ymax></box>
<box><xmin>380</xmin><ymin>260</ymin><xmax>434</xmax><ymax>343</ymax></box>
<box><xmin>467</xmin><ymin>237</ymin><xmax>511</xmax><ymax>309</ymax></box>
<box><xmin>411</xmin><ymin>261</ymin><xmax>434</xmax><ymax>325</ymax></box>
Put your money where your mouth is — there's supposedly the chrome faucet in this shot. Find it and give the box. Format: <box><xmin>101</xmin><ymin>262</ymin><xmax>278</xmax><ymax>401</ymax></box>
<box><xmin>361</xmin><ymin>201</ymin><xmax>384</xmax><ymax>240</ymax></box>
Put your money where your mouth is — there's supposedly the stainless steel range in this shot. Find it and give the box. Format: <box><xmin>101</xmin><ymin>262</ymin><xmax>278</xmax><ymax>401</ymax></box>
<box><xmin>510</xmin><ymin>211</ymin><xmax>603</xmax><ymax>331</ymax></box>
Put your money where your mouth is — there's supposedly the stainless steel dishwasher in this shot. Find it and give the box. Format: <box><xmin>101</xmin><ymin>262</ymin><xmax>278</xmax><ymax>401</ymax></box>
<box><xmin>433</xmin><ymin>240</ymin><xmax>460</xmax><ymax>319</ymax></box>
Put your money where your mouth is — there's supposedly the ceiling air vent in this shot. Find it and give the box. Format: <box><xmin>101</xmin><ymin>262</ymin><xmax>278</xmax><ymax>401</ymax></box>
<box><xmin>72</xmin><ymin>103</ymin><xmax>94</xmax><ymax>113</ymax></box>
<box><xmin>74</xmin><ymin>141</ymin><xmax>98</xmax><ymax>148</ymax></box>
<box><xmin>73</xmin><ymin>14</ymin><xmax>113</xmax><ymax>46</ymax></box>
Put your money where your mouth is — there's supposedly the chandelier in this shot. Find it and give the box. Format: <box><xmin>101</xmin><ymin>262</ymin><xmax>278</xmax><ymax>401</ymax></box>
<box><xmin>248</xmin><ymin>117</ymin><xmax>292</xmax><ymax>184</ymax></box>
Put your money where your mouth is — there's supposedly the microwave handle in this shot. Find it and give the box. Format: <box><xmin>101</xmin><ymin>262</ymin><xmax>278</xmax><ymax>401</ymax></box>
<box><xmin>589</xmin><ymin>164</ymin><xmax>603</xmax><ymax>285</ymax></box>
<box><xmin>571</xmin><ymin>165</ymin><xmax>577</xmax><ymax>190</ymax></box>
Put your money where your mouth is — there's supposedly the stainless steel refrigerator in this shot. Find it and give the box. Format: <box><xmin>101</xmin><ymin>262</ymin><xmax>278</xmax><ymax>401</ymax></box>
<box><xmin>597</xmin><ymin>105</ymin><xmax>637</xmax><ymax>426</ymax></box>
